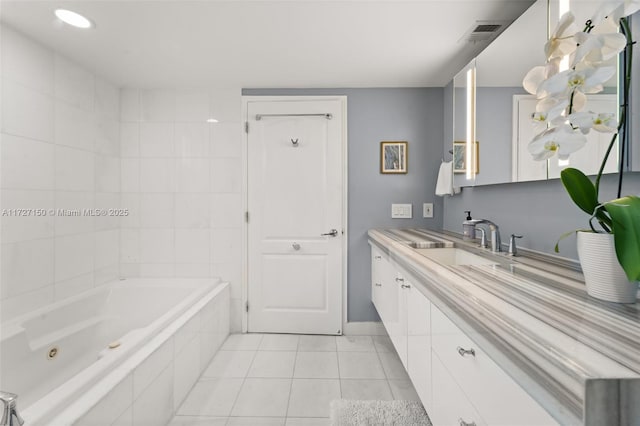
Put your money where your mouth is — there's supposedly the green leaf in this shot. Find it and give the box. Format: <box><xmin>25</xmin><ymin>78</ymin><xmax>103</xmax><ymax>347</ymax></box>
<box><xmin>604</xmin><ymin>196</ymin><xmax>640</xmax><ymax>281</ymax></box>
<box><xmin>560</xmin><ymin>168</ymin><xmax>598</xmax><ymax>216</ymax></box>
<box><xmin>560</xmin><ymin>168</ymin><xmax>612</xmax><ymax>229</ymax></box>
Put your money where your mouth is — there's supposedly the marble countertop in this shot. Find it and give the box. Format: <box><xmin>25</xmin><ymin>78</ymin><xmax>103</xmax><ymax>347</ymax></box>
<box><xmin>368</xmin><ymin>228</ymin><xmax>640</xmax><ymax>426</ymax></box>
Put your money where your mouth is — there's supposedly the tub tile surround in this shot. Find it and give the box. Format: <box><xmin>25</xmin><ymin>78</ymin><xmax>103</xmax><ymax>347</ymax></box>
<box><xmin>118</xmin><ymin>86</ymin><xmax>244</xmax><ymax>331</ymax></box>
<box><xmin>369</xmin><ymin>228</ymin><xmax>640</xmax><ymax>425</ymax></box>
<box><xmin>170</xmin><ymin>332</ymin><xmax>421</xmax><ymax>425</ymax></box>
<box><xmin>1</xmin><ymin>26</ymin><xmax>121</xmax><ymax>320</ymax></box>
<box><xmin>39</xmin><ymin>282</ymin><xmax>232</xmax><ymax>426</ymax></box>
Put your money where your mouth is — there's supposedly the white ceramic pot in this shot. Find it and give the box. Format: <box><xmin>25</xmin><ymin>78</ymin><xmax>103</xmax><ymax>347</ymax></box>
<box><xmin>576</xmin><ymin>231</ymin><xmax>638</xmax><ymax>303</ymax></box>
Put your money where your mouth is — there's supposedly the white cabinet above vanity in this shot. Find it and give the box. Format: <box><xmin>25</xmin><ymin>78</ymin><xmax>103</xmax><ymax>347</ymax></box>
<box><xmin>369</xmin><ymin>228</ymin><xmax>640</xmax><ymax>426</ymax></box>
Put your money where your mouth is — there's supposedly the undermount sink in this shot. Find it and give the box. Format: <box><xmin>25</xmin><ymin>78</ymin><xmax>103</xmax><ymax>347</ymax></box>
<box><xmin>415</xmin><ymin>248</ymin><xmax>497</xmax><ymax>266</ymax></box>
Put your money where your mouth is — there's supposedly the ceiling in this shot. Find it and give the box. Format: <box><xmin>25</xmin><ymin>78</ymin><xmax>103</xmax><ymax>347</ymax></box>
<box><xmin>0</xmin><ymin>0</ymin><xmax>536</xmax><ymax>89</ymax></box>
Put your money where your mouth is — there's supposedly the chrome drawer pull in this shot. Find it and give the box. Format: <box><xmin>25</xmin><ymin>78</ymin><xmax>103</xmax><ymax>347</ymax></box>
<box><xmin>374</xmin><ymin>255</ymin><xmax>382</xmax><ymax>259</ymax></box>
<box><xmin>401</xmin><ymin>284</ymin><xmax>411</xmax><ymax>289</ymax></box>
<box><xmin>395</xmin><ymin>277</ymin><xmax>404</xmax><ymax>283</ymax></box>
<box><xmin>375</xmin><ymin>283</ymin><xmax>382</xmax><ymax>287</ymax></box>
<box><xmin>457</xmin><ymin>346</ymin><xmax>476</xmax><ymax>357</ymax></box>
<box><xmin>459</xmin><ymin>419</ymin><xmax>476</xmax><ymax>426</ymax></box>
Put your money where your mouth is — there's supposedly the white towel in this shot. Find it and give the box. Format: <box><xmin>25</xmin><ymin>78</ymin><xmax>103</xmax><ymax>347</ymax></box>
<box><xmin>435</xmin><ymin>161</ymin><xmax>460</xmax><ymax>196</ymax></box>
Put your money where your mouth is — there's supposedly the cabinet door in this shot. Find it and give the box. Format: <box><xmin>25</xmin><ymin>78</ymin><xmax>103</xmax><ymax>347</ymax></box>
<box><xmin>371</xmin><ymin>247</ymin><xmax>384</xmax><ymax>315</ymax></box>
<box><xmin>431</xmin><ymin>351</ymin><xmax>486</xmax><ymax>426</ymax></box>
<box><xmin>407</xmin><ymin>288</ymin><xmax>432</xmax><ymax>411</ymax></box>
<box><xmin>391</xmin><ymin>273</ymin><xmax>408</xmax><ymax>368</ymax></box>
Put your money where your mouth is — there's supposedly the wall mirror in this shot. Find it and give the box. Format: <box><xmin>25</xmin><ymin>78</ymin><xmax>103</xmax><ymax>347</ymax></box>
<box><xmin>451</xmin><ymin>0</ymin><xmax>625</xmax><ymax>187</ymax></box>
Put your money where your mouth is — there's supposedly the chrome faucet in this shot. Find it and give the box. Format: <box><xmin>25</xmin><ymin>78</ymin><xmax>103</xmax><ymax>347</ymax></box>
<box><xmin>463</xmin><ymin>219</ymin><xmax>501</xmax><ymax>252</ymax></box>
<box><xmin>0</xmin><ymin>392</ymin><xmax>24</xmax><ymax>426</ymax></box>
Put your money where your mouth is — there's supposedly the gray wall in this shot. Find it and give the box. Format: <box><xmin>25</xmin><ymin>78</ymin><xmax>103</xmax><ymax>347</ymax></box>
<box><xmin>243</xmin><ymin>88</ymin><xmax>445</xmax><ymax>321</ymax></box>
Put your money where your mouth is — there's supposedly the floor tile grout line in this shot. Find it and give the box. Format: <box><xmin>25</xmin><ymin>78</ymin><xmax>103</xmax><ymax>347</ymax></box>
<box><xmin>225</xmin><ymin>345</ymin><xmax>260</xmax><ymax>421</ymax></box>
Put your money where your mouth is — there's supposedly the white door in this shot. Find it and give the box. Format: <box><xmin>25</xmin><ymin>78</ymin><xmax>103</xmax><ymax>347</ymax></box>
<box><xmin>246</xmin><ymin>98</ymin><xmax>345</xmax><ymax>335</ymax></box>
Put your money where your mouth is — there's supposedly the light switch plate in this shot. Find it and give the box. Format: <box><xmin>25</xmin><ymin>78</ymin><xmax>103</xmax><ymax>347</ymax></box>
<box><xmin>392</xmin><ymin>204</ymin><xmax>412</xmax><ymax>219</ymax></box>
<box><xmin>423</xmin><ymin>203</ymin><xmax>434</xmax><ymax>218</ymax></box>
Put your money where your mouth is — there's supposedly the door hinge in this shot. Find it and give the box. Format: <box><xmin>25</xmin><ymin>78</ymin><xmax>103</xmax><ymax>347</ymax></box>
<box><xmin>245</xmin><ymin>301</ymin><xmax>249</xmax><ymax>312</ymax></box>
<box><xmin>245</xmin><ymin>211</ymin><xmax>249</xmax><ymax>223</ymax></box>
<box><xmin>245</xmin><ymin>121</ymin><xmax>249</xmax><ymax>133</ymax></box>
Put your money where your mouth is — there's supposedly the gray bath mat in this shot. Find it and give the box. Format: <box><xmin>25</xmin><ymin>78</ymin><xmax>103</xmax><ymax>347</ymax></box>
<box><xmin>330</xmin><ymin>399</ymin><xmax>432</xmax><ymax>426</ymax></box>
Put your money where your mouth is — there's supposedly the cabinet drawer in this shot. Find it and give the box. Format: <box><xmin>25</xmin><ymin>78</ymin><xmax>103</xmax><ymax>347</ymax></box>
<box><xmin>431</xmin><ymin>307</ymin><xmax>558</xmax><ymax>426</ymax></box>
<box><xmin>431</xmin><ymin>351</ymin><xmax>486</xmax><ymax>426</ymax></box>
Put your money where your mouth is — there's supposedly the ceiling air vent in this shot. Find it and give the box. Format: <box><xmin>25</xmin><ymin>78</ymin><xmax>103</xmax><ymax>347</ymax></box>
<box><xmin>459</xmin><ymin>20</ymin><xmax>510</xmax><ymax>43</ymax></box>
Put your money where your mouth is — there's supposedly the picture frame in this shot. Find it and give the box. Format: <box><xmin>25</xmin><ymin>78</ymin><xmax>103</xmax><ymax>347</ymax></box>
<box><xmin>380</xmin><ymin>141</ymin><xmax>408</xmax><ymax>174</ymax></box>
<box><xmin>453</xmin><ymin>141</ymin><xmax>479</xmax><ymax>174</ymax></box>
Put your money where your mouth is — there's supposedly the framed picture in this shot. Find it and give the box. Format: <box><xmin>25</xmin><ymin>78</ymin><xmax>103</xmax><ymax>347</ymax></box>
<box><xmin>380</xmin><ymin>141</ymin><xmax>408</xmax><ymax>174</ymax></box>
<box><xmin>453</xmin><ymin>141</ymin><xmax>479</xmax><ymax>174</ymax></box>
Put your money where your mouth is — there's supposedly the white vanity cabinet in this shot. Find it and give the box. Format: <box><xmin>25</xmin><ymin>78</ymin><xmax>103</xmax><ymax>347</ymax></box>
<box><xmin>370</xmin><ymin>243</ymin><xmax>558</xmax><ymax>426</ymax></box>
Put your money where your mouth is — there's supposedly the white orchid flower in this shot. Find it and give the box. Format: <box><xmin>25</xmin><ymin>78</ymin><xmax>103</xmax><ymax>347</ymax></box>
<box><xmin>523</xmin><ymin>59</ymin><xmax>561</xmax><ymax>96</ymax></box>
<box><xmin>569</xmin><ymin>111</ymin><xmax>618</xmax><ymax>133</ymax></box>
<box><xmin>545</xmin><ymin>12</ymin><xmax>579</xmax><ymax>60</ymax></box>
<box><xmin>528</xmin><ymin>124</ymin><xmax>588</xmax><ymax>161</ymax></box>
<box><xmin>572</xmin><ymin>31</ymin><xmax>626</xmax><ymax>66</ymax></box>
<box><xmin>592</xmin><ymin>0</ymin><xmax>640</xmax><ymax>24</ymax></box>
<box><xmin>537</xmin><ymin>66</ymin><xmax>616</xmax><ymax>98</ymax></box>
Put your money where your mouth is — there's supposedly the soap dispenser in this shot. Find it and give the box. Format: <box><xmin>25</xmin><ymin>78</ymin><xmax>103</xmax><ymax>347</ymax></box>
<box><xmin>462</xmin><ymin>211</ymin><xmax>476</xmax><ymax>241</ymax></box>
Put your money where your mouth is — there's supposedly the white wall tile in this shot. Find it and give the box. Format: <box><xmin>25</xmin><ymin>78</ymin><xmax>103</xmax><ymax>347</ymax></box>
<box><xmin>120</xmin><ymin>122</ymin><xmax>140</xmax><ymax>158</ymax></box>
<box><xmin>139</xmin><ymin>193</ymin><xmax>174</xmax><ymax>228</ymax></box>
<box><xmin>174</xmin><ymin>194</ymin><xmax>210</xmax><ymax>229</ymax></box>
<box><xmin>210</xmin><ymin>88</ymin><xmax>241</xmax><ymax>122</ymax></box>
<box><xmin>138</xmin><ymin>263</ymin><xmax>175</xmax><ymax>277</ymax></box>
<box><xmin>139</xmin><ymin>228</ymin><xmax>174</xmax><ymax>263</ymax></box>
<box><xmin>95</xmin><ymin>192</ymin><xmax>121</xmax><ymax>231</ymax></box>
<box><xmin>120</xmin><ymin>229</ymin><xmax>140</xmax><ymax>263</ymax></box>
<box><xmin>54</xmin><ymin>101</ymin><xmax>95</xmax><ymax>151</ymax></box>
<box><xmin>55</xmin><ymin>146</ymin><xmax>95</xmax><ymax>191</ymax></box>
<box><xmin>55</xmin><ymin>191</ymin><xmax>94</xmax><ymax>236</ymax></box>
<box><xmin>140</xmin><ymin>159</ymin><xmax>175</xmax><ymax>193</ymax></box>
<box><xmin>133</xmin><ymin>338</ymin><xmax>174</xmax><ymax>399</ymax></box>
<box><xmin>175</xmin><ymin>123</ymin><xmax>208</xmax><ymax>158</ymax></box>
<box><xmin>120</xmin><ymin>88</ymin><xmax>141</xmax><ymax>122</ymax></box>
<box><xmin>95</xmin><ymin>155</ymin><xmax>120</xmax><ymax>193</ymax></box>
<box><xmin>140</xmin><ymin>122</ymin><xmax>174</xmax><ymax>158</ymax></box>
<box><xmin>176</xmin><ymin>229</ymin><xmax>210</xmax><ymax>263</ymax></box>
<box><xmin>119</xmin><ymin>194</ymin><xmax>141</xmax><ymax>228</ymax></box>
<box><xmin>1</xmin><ymin>26</ymin><xmax>54</xmax><ymax>94</ymax></box>
<box><xmin>176</xmin><ymin>89</ymin><xmax>210</xmax><ymax>122</ymax></box>
<box><xmin>120</xmin><ymin>263</ymin><xmax>140</xmax><ymax>278</ymax></box>
<box><xmin>95</xmin><ymin>264</ymin><xmax>118</xmax><ymax>286</ymax></box>
<box><xmin>54</xmin><ymin>272</ymin><xmax>94</xmax><ymax>301</ymax></box>
<box><xmin>54</xmin><ymin>54</ymin><xmax>94</xmax><ymax>111</ymax></box>
<box><xmin>95</xmin><ymin>77</ymin><xmax>119</xmax><ymax>119</ymax></box>
<box><xmin>211</xmin><ymin>122</ymin><xmax>241</xmax><ymax>158</ymax></box>
<box><xmin>121</xmin><ymin>159</ymin><xmax>140</xmax><ymax>193</ymax></box>
<box><xmin>211</xmin><ymin>262</ymin><xmax>242</xmax><ymax>299</ymax></box>
<box><xmin>95</xmin><ymin>229</ymin><xmax>119</xmax><ymax>269</ymax></box>
<box><xmin>141</xmin><ymin>89</ymin><xmax>175</xmax><ymax>122</ymax></box>
<box><xmin>2</xmin><ymin>81</ymin><xmax>54</xmax><ymax>142</ymax></box>
<box><xmin>174</xmin><ymin>335</ymin><xmax>201</xmax><ymax>408</ymax></box>
<box><xmin>132</xmin><ymin>364</ymin><xmax>174</xmax><ymax>426</ymax></box>
<box><xmin>175</xmin><ymin>263</ymin><xmax>210</xmax><ymax>278</ymax></box>
<box><xmin>211</xmin><ymin>158</ymin><xmax>241</xmax><ymax>193</ymax></box>
<box><xmin>210</xmin><ymin>228</ymin><xmax>241</xmax><ymax>264</ymax></box>
<box><xmin>210</xmin><ymin>194</ymin><xmax>242</xmax><ymax>228</ymax></box>
<box><xmin>55</xmin><ymin>232</ymin><xmax>95</xmax><ymax>282</ymax></box>
<box><xmin>1</xmin><ymin>285</ymin><xmax>54</xmax><ymax>322</ymax></box>
<box><xmin>1</xmin><ymin>190</ymin><xmax>55</xmax><ymax>243</ymax></box>
<box><xmin>95</xmin><ymin>117</ymin><xmax>120</xmax><ymax>157</ymax></box>
<box><xmin>1</xmin><ymin>133</ymin><xmax>55</xmax><ymax>190</ymax></box>
<box><xmin>1</xmin><ymin>238</ymin><xmax>54</xmax><ymax>299</ymax></box>
<box><xmin>75</xmin><ymin>372</ymin><xmax>133</xmax><ymax>426</ymax></box>
<box><xmin>176</xmin><ymin>159</ymin><xmax>210</xmax><ymax>193</ymax></box>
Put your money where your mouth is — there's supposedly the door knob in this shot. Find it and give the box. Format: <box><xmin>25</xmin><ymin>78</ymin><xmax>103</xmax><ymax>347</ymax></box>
<box><xmin>321</xmin><ymin>229</ymin><xmax>338</xmax><ymax>237</ymax></box>
<box><xmin>292</xmin><ymin>242</ymin><xmax>301</xmax><ymax>250</ymax></box>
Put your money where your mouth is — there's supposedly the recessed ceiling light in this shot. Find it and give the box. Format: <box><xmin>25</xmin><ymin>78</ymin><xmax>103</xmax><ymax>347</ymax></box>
<box><xmin>55</xmin><ymin>9</ymin><xmax>93</xmax><ymax>29</ymax></box>
<box><xmin>206</xmin><ymin>118</ymin><xmax>219</xmax><ymax>123</ymax></box>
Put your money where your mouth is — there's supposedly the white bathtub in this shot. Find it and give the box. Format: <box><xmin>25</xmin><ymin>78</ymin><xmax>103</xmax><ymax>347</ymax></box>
<box><xmin>0</xmin><ymin>278</ymin><xmax>230</xmax><ymax>425</ymax></box>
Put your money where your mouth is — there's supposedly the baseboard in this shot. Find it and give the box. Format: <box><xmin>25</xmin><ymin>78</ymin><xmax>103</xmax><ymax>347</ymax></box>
<box><xmin>342</xmin><ymin>321</ymin><xmax>386</xmax><ymax>336</ymax></box>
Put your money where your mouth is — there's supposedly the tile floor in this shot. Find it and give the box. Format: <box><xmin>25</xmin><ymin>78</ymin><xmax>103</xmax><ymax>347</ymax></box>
<box><xmin>169</xmin><ymin>333</ymin><xmax>422</xmax><ymax>425</ymax></box>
